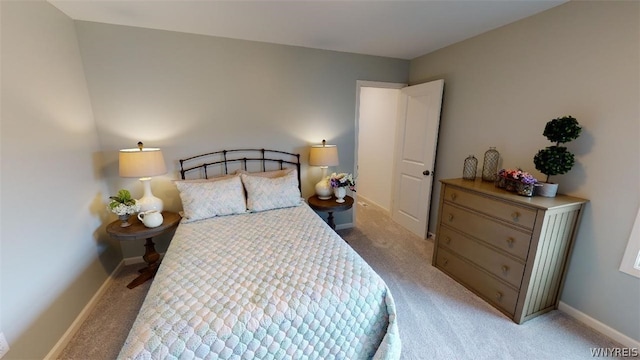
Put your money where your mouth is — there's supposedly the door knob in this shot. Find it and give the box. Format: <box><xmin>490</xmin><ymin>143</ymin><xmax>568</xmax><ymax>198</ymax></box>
<box><xmin>423</xmin><ymin>170</ymin><xmax>431</xmax><ymax>176</ymax></box>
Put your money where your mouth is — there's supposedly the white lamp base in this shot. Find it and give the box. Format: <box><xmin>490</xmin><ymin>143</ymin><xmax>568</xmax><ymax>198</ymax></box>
<box><xmin>315</xmin><ymin>167</ymin><xmax>332</xmax><ymax>200</ymax></box>
<box><xmin>315</xmin><ymin>180</ymin><xmax>332</xmax><ymax>200</ymax></box>
<box><xmin>138</xmin><ymin>177</ymin><xmax>163</xmax><ymax>212</ymax></box>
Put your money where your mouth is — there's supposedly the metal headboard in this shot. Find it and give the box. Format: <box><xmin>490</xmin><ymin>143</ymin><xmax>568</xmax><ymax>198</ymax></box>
<box><xmin>179</xmin><ymin>149</ymin><xmax>301</xmax><ymax>191</ymax></box>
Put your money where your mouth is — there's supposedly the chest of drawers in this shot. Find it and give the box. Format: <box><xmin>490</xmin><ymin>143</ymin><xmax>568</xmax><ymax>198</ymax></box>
<box><xmin>432</xmin><ymin>178</ymin><xmax>587</xmax><ymax>323</ymax></box>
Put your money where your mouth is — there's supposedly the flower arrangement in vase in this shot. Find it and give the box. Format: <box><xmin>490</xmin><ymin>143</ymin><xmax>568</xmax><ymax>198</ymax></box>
<box><xmin>533</xmin><ymin>116</ymin><xmax>582</xmax><ymax>197</ymax></box>
<box><xmin>329</xmin><ymin>173</ymin><xmax>356</xmax><ymax>203</ymax></box>
<box><xmin>108</xmin><ymin>189</ymin><xmax>141</xmax><ymax>227</ymax></box>
<box><xmin>496</xmin><ymin>168</ymin><xmax>538</xmax><ymax>197</ymax></box>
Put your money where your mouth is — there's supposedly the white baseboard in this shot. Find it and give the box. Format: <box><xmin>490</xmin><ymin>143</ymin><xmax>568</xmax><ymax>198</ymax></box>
<box><xmin>335</xmin><ymin>222</ymin><xmax>354</xmax><ymax>230</ymax></box>
<box><xmin>558</xmin><ymin>301</ymin><xmax>640</xmax><ymax>349</ymax></box>
<box><xmin>44</xmin><ymin>260</ymin><xmax>125</xmax><ymax>359</ymax></box>
<box><xmin>356</xmin><ymin>195</ymin><xmax>391</xmax><ymax>217</ymax></box>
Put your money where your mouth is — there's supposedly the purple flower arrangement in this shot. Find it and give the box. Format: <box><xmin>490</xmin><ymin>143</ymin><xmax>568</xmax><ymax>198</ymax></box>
<box><xmin>498</xmin><ymin>168</ymin><xmax>538</xmax><ymax>184</ymax></box>
<box><xmin>329</xmin><ymin>173</ymin><xmax>356</xmax><ymax>191</ymax></box>
<box><xmin>496</xmin><ymin>169</ymin><xmax>538</xmax><ymax>196</ymax></box>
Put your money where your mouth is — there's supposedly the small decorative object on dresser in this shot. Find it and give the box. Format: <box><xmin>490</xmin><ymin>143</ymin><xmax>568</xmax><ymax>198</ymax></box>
<box><xmin>433</xmin><ymin>178</ymin><xmax>587</xmax><ymax>324</ymax></box>
<box><xmin>533</xmin><ymin>116</ymin><xmax>582</xmax><ymax>197</ymax></box>
<box><xmin>107</xmin><ymin>189</ymin><xmax>140</xmax><ymax>227</ymax></box>
<box><xmin>463</xmin><ymin>155</ymin><xmax>478</xmax><ymax>180</ymax></box>
<box><xmin>482</xmin><ymin>147</ymin><xmax>500</xmax><ymax>182</ymax></box>
<box><xmin>496</xmin><ymin>169</ymin><xmax>538</xmax><ymax>197</ymax></box>
<box><xmin>329</xmin><ymin>172</ymin><xmax>355</xmax><ymax>203</ymax></box>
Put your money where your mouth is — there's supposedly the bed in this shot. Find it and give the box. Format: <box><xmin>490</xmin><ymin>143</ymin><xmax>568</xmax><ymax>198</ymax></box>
<box><xmin>118</xmin><ymin>149</ymin><xmax>401</xmax><ymax>359</ymax></box>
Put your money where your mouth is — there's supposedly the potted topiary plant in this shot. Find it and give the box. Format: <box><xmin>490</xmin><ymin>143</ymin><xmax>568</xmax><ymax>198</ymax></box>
<box><xmin>533</xmin><ymin>116</ymin><xmax>582</xmax><ymax>197</ymax></box>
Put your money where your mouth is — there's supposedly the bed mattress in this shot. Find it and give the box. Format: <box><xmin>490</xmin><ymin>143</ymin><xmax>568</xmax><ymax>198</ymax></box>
<box><xmin>118</xmin><ymin>203</ymin><xmax>400</xmax><ymax>359</ymax></box>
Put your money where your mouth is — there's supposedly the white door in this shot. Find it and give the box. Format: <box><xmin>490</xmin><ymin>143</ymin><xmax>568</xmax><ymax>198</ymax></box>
<box><xmin>392</xmin><ymin>79</ymin><xmax>444</xmax><ymax>239</ymax></box>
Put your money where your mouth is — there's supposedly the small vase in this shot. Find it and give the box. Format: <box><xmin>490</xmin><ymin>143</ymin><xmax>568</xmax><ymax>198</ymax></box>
<box><xmin>118</xmin><ymin>214</ymin><xmax>132</xmax><ymax>227</ymax></box>
<box><xmin>334</xmin><ymin>187</ymin><xmax>346</xmax><ymax>203</ymax></box>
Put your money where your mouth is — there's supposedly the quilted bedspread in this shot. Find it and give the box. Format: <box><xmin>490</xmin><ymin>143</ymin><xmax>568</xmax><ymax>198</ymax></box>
<box><xmin>118</xmin><ymin>204</ymin><xmax>401</xmax><ymax>360</ymax></box>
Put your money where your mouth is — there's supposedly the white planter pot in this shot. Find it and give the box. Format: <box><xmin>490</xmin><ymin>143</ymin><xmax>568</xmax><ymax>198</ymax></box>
<box><xmin>334</xmin><ymin>187</ymin><xmax>346</xmax><ymax>203</ymax></box>
<box><xmin>536</xmin><ymin>182</ymin><xmax>559</xmax><ymax>197</ymax></box>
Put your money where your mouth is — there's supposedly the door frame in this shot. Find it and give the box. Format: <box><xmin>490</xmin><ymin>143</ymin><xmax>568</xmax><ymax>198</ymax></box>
<box><xmin>354</xmin><ymin>80</ymin><xmax>406</xmax><ymax>226</ymax></box>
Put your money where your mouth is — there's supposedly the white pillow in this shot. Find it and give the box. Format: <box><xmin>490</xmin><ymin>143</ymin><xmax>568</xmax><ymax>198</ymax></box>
<box><xmin>241</xmin><ymin>170</ymin><xmax>301</xmax><ymax>212</ymax></box>
<box><xmin>235</xmin><ymin>168</ymin><xmax>295</xmax><ymax>179</ymax></box>
<box><xmin>175</xmin><ymin>175</ymin><xmax>246</xmax><ymax>222</ymax></box>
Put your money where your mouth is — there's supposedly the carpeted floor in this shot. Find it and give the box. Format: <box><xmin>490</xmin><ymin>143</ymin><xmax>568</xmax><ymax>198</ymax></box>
<box><xmin>59</xmin><ymin>201</ymin><xmax>626</xmax><ymax>359</ymax></box>
<box><xmin>57</xmin><ymin>265</ymin><xmax>152</xmax><ymax>360</ymax></box>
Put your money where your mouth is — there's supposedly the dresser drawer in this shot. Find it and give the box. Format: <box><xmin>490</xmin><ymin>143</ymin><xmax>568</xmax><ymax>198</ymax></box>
<box><xmin>438</xmin><ymin>227</ymin><xmax>525</xmax><ymax>288</ymax></box>
<box><xmin>441</xmin><ymin>203</ymin><xmax>532</xmax><ymax>260</ymax></box>
<box><xmin>436</xmin><ymin>248</ymin><xmax>518</xmax><ymax>316</ymax></box>
<box><xmin>444</xmin><ymin>186</ymin><xmax>537</xmax><ymax>229</ymax></box>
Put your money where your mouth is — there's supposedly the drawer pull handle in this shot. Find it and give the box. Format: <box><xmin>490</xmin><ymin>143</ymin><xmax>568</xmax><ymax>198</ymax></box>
<box><xmin>445</xmin><ymin>236</ymin><xmax>451</xmax><ymax>244</ymax></box>
<box><xmin>496</xmin><ymin>291</ymin><xmax>503</xmax><ymax>301</ymax></box>
<box><xmin>442</xmin><ymin>257</ymin><xmax>449</xmax><ymax>266</ymax></box>
<box><xmin>502</xmin><ymin>265</ymin><xmax>509</xmax><ymax>273</ymax></box>
<box><xmin>511</xmin><ymin>211</ymin><xmax>520</xmax><ymax>221</ymax></box>
<box><xmin>450</xmin><ymin>193</ymin><xmax>457</xmax><ymax>201</ymax></box>
<box><xmin>506</xmin><ymin>237</ymin><xmax>515</xmax><ymax>246</ymax></box>
<box><xmin>448</xmin><ymin>214</ymin><xmax>454</xmax><ymax>222</ymax></box>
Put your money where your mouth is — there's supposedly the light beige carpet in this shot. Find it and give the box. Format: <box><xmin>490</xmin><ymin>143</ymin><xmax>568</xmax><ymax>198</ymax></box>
<box><xmin>59</xmin><ymin>201</ymin><xmax>627</xmax><ymax>359</ymax></box>
<box><xmin>57</xmin><ymin>265</ymin><xmax>152</xmax><ymax>360</ymax></box>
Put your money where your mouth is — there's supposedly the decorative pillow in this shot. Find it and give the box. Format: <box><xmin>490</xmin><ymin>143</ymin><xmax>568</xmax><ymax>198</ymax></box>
<box><xmin>241</xmin><ymin>170</ymin><xmax>301</xmax><ymax>212</ymax></box>
<box><xmin>175</xmin><ymin>175</ymin><xmax>246</xmax><ymax>222</ymax></box>
<box><xmin>234</xmin><ymin>168</ymin><xmax>295</xmax><ymax>179</ymax></box>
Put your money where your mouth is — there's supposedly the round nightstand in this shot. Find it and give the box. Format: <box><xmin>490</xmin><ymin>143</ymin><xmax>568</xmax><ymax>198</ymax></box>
<box><xmin>107</xmin><ymin>211</ymin><xmax>181</xmax><ymax>289</ymax></box>
<box><xmin>307</xmin><ymin>195</ymin><xmax>354</xmax><ymax>230</ymax></box>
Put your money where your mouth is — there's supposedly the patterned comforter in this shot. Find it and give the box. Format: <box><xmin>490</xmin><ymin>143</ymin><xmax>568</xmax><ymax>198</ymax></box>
<box><xmin>118</xmin><ymin>204</ymin><xmax>400</xmax><ymax>359</ymax></box>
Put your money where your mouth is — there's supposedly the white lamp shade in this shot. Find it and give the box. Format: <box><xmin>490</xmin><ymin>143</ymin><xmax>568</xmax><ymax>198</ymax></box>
<box><xmin>119</xmin><ymin>148</ymin><xmax>167</xmax><ymax>178</ymax></box>
<box><xmin>309</xmin><ymin>144</ymin><xmax>339</xmax><ymax>167</ymax></box>
<box><xmin>119</xmin><ymin>146</ymin><xmax>167</xmax><ymax>212</ymax></box>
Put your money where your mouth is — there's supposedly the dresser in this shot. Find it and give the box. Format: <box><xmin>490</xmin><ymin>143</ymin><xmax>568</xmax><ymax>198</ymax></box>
<box><xmin>432</xmin><ymin>178</ymin><xmax>587</xmax><ymax>323</ymax></box>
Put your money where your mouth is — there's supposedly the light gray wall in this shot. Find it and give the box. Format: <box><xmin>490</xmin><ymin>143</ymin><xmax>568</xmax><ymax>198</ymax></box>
<box><xmin>74</xmin><ymin>21</ymin><xmax>409</xmax><ymax>258</ymax></box>
<box><xmin>0</xmin><ymin>1</ymin><xmax>118</xmax><ymax>359</ymax></box>
<box><xmin>410</xmin><ymin>1</ymin><xmax>639</xmax><ymax>341</ymax></box>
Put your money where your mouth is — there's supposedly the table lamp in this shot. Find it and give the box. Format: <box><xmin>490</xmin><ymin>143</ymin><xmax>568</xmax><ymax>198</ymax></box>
<box><xmin>309</xmin><ymin>139</ymin><xmax>339</xmax><ymax>199</ymax></box>
<box><xmin>119</xmin><ymin>142</ymin><xmax>167</xmax><ymax>212</ymax></box>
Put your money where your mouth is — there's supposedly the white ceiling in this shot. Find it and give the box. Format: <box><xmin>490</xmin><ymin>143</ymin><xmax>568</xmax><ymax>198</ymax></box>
<box><xmin>48</xmin><ymin>0</ymin><xmax>566</xmax><ymax>60</ymax></box>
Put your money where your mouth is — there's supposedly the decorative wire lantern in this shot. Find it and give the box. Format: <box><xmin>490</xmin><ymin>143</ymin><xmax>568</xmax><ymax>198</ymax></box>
<box><xmin>463</xmin><ymin>155</ymin><xmax>477</xmax><ymax>180</ymax></box>
<box><xmin>482</xmin><ymin>147</ymin><xmax>500</xmax><ymax>182</ymax></box>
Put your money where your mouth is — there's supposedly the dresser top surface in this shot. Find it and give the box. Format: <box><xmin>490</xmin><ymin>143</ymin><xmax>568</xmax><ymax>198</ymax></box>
<box><xmin>441</xmin><ymin>178</ymin><xmax>588</xmax><ymax>210</ymax></box>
